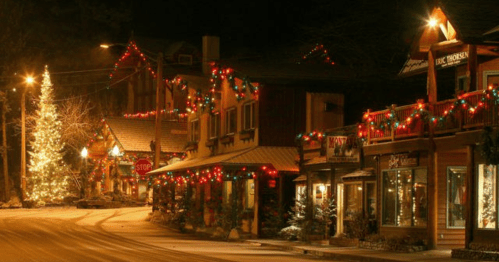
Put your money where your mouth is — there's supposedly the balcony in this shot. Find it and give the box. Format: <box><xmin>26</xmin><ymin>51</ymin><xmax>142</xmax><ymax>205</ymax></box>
<box><xmin>361</xmin><ymin>90</ymin><xmax>498</xmax><ymax>144</ymax></box>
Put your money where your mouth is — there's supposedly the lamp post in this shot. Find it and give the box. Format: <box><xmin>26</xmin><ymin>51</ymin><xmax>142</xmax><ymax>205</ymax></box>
<box><xmin>111</xmin><ymin>145</ymin><xmax>120</xmax><ymax>193</ymax></box>
<box><xmin>21</xmin><ymin>76</ymin><xmax>34</xmax><ymax>201</ymax></box>
<box><xmin>80</xmin><ymin>147</ymin><xmax>88</xmax><ymax>199</ymax></box>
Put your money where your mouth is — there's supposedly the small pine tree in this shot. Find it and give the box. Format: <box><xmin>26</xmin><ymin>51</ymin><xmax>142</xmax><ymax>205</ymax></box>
<box><xmin>279</xmin><ymin>191</ymin><xmax>308</xmax><ymax>240</ymax></box>
<box><xmin>27</xmin><ymin>66</ymin><xmax>69</xmax><ymax>203</ymax></box>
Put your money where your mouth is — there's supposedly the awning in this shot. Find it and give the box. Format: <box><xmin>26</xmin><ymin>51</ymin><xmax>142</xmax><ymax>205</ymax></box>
<box><xmin>304</xmin><ymin>156</ymin><xmax>327</xmax><ymax>166</ymax></box>
<box><xmin>293</xmin><ymin>175</ymin><xmax>307</xmax><ymax>182</ymax></box>
<box><xmin>148</xmin><ymin>146</ymin><xmax>299</xmax><ymax>175</ymax></box>
<box><xmin>341</xmin><ymin>169</ymin><xmax>374</xmax><ymax>181</ymax></box>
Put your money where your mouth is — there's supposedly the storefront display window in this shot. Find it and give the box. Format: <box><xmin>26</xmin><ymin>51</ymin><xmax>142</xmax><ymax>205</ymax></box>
<box><xmin>447</xmin><ymin>167</ymin><xmax>466</xmax><ymax>228</ymax></box>
<box><xmin>366</xmin><ymin>182</ymin><xmax>376</xmax><ymax>219</ymax></box>
<box><xmin>344</xmin><ymin>183</ymin><xmax>362</xmax><ymax>220</ymax></box>
<box><xmin>382</xmin><ymin>168</ymin><xmax>427</xmax><ymax>227</ymax></box>
<box><xmin>245</xmin><ymin>179</ymin><xmax>255</xmax><ymax>209</ymax></box>
<box><xmin>223</xmin><ymin>181</ymin><xmax>232</xmax><ymax>205</ymax></box>
<box><xmin>478</xmin><ymin>164</ymin><xmax>497</xmax><ymax>229</ymax></box>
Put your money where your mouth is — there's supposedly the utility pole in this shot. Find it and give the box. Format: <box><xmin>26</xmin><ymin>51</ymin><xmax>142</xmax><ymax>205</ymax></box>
<box><xmin>1</xmin><ymin>91</ymin><xmax>9</xmax><ymax>202</ymax></box>
<box><xmin>21</xmin><ymin>87</ymin><xmax>26</xmax><ymax>201</ymax></box>
<box><xmin>154</xmin><ymin>52</ymin><xmax>163</xmax><ymax>170</ymax></box>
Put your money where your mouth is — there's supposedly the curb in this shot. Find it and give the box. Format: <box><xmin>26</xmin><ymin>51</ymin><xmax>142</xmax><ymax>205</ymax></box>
<box><xmin>248</xmin><ymin>241</ymin><xmax>410</xmax><ymax>262</ymax></box>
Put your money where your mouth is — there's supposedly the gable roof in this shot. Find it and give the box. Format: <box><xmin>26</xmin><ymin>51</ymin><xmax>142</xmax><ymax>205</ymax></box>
<box><xmin>105</xmin><ymin>117</ymin><xmax>187</xmax><ymax>153</ymax></box>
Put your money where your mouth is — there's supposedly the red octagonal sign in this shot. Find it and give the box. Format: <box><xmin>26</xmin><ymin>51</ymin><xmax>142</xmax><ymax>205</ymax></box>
<box><xmin>135</xmin><ymin>159</ymin><xmax>152</xmax><ymax>176</ymax></box>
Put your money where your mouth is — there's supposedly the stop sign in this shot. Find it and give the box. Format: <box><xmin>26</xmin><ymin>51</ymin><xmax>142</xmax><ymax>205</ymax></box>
<box><xmin>135</xmin><ymin>159</ymin><xmax>152</xmax><ymax>176</ymax></box>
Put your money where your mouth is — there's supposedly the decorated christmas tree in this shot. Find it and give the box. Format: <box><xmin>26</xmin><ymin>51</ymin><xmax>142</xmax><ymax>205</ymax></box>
<box><xmin>27</xmin><ymin>66</ymin><xmax>69</xmax><ymax>203</ymax></box>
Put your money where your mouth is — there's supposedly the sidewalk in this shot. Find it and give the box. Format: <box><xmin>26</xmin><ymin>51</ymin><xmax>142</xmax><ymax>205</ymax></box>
<box><xmin>244</xmin><ymin>239</ymin><xmax>481</xmax><ymax>262</ymax></box>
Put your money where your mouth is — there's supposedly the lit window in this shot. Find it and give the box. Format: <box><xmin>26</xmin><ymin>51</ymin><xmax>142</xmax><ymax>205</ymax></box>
<box><xmin>245</xmin><ymin>179</ymin><xmax>255</xmax><ymax>209</ymax></box>
<box><xmin>382</xmin><ymin>168</ymin><xmax>427</xmax><ymax>227</ymax></box>
<box><xmin>344</xmin><ymin>183</ymin><xmax>362</xmax><ymax>220</ymax></box>
<box><xmin>223</xmin><ymin>181</ymin><xmax>232</xmax><ymax>205</ymax></box>
<box><xmin>478</xmin><ymin>164</ymin><xmax>497</xmax><ymax>229</ymax></box>
<box><xmin>447</xmin><ymin>167</ymin><xmax>466</xmax><ymax>228</ymax></box>
<box><xmin>225</xmin><ymin>108</ymin><xmax>237</xmax><ymax>135</ymax></box>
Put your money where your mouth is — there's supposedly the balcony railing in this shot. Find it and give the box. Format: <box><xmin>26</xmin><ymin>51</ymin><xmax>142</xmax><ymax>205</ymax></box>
<box><xmin>362</xmin><ymin>90</ymin><xmax>496</xmax><ymax>144</ymax></box>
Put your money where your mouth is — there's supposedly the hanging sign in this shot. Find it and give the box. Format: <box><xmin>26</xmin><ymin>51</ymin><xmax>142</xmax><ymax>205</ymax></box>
<box><xmin>135</xmin><ymin>159</ymin><xmax>152</xmax><ymax>176</ymax></box>
<box><xmin>326</xmin><ymin>136</ymin><xmax>360</xmax><ymax>163</ymax></box>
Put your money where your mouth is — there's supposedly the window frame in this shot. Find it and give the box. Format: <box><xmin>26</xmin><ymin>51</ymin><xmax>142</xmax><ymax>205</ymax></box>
<box><xmin>381</xmin><ymin>167</ymin><xmax>428</xmax><ymax>228</ymax></box>
<box><xmin>190</xmin><ymin>119</ymin><xmax>199</xmax><ymax>142</ymax></box>
<box><xmin>477</xmin><ymin>164</ymin><xmax>498</xmax><ymax>230</ymax></box>
<box><xmin>343</xmin><ymin>181</ymin><xmax>363</xmax><ymax>221</ymax></box>
<box><xmin>208</xmin><ymin>112</ymin><xmax>220</xmax><ymax>139</ymax></box>
<box><xmin>483</xmin><ymin>70</ymin><xmax>499</xmax><ymax>90</ymax></box>
<box><xmin>225</xmin><ymin>107</ymin><xmax>237</xmax><ymax>135</ymax></box>
<box><xmin>446</xmin><ymin>166</ymin><xmax>467</xmax><ymax>229</ymax></box>
<box><xmin>242</xmin><ymin>101</ymin><xmax>256</xmax><ymax>131</ymax></box>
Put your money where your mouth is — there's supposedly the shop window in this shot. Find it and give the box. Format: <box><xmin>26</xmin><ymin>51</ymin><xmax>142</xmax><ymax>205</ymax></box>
<box><xmin>225</xmin><ymin>108</ymin><xmax>237</xmax><ymax>135</ymax></box>
<box><xmin>382</xmin><ymin>168</ymin><xmax>427</xmax><ymax>227</ymax></box>
<box><xmin>245</xmin><ymin>179</ymin><xmax>255</xmax><ymax>209</ymax></box>
<box><xmin>344</xmin><ymin>183</ymin><xmax>362</xmax><ymax>220</ymax></box>
<box><xmin>190</xmin><ymin>119</ymin><xmax>199</xmax><ymax>142</ymax></box>
<box><xmin>223</xmin><ymin>181</ymin><xmax>232</xmax><ymax>205</ymax></box>
<box><xmin>209</xmin><ymin>112</ymin><xmax>220</xmax><ymax>139</ymax></box>
<box><xmin>366</xmin><ymin>182</ymin><xmax>376</xmax><ymax>220</ymax></box>
<box><xmin>478</xmin><ymin>164</ymin><xmax>497</xmax><ymax>229</ymax></box>
<box><xmin>447</xmin><ymin>167</ymin><xmax>466</xmax><ymax>228</ymax></box>
<box><xmin>314</xmin><ymin>183</ymin><xmax>328</xmax><ymax>206</ymax></box>
<box><xmin>457</xmin><ymin>76</ymin><xmax>468</xmax><ymax>92</ymax></box>
<box><xmin>296</xmin><ymin>185</ymin><xmax>306</xmax><ymax>201</ymax></box>
<box><xmin>242</xmin><ymin>101</ymin><xmax>255</xmax><ymax>130</ymax></box>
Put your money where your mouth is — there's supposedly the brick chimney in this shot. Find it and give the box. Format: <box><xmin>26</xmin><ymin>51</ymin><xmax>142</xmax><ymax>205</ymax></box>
<box><xmin>202</xmin><ymin>35</ymin><xmax>220</xmax><ymax>75</ymax></box>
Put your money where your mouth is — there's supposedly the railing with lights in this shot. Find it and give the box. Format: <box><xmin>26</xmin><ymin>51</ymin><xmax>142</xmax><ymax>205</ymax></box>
<box><xmin>360</xmin><ymin>88</ymin><xmax>499</xmax><ymax>144</ymax></box>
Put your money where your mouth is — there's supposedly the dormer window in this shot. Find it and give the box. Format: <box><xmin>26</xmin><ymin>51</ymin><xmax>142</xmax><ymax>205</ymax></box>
<box><xmin>225</xmin><ymin>107</ymin><xmax>237</xmax><ymax>135</ymax></box>
<box><xmin>190</xmin><ymin>119</ymin><xmax>199</xmax><ymax>142</ymax></box>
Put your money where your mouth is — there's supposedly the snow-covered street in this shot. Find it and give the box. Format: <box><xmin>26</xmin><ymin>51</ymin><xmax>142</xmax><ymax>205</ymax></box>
<box><xmin>0</xmin><ymin>207</ymin><xmax>328</xmax><ymax>262</ymax></box>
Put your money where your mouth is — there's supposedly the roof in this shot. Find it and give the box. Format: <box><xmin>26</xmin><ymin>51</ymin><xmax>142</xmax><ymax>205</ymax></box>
<box><xmin>148</xmin><ymin>146</ymin><xmax>298</xmax><ymax>175</ymax></box>
<box><xmin>439</xmin><ymin>0</ymin><xmax>499</xmax><ymax>43</ymax></box>
<box><xmin>105</xmin><ymin>117</ymin><xmax>187</xmax><ymax>153</ymax></box>
<box><xmin>304</xmin><ymin>156</ymin><xmax>327</xmax><ymax>166</ymax></box>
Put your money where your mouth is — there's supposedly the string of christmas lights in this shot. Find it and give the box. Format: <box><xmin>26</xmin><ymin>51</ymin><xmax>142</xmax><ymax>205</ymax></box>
<box><xmin>360</xmin><ymin>86</ymin><xmax>499</xmax><ymax>138</ymax></box>
<box><xmin>109</xmin><ymin>41</ymin><xmax>157</xmax><ymax>80</ymax></box>
<box><xmin>300</xmin><ymin>44</ymin><xmax>335</xmax><ymax>65</ymax></box>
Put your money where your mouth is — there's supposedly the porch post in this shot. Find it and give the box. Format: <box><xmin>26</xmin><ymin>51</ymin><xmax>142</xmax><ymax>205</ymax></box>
<box><xmin>427</xmin><ymin>48</ymin><xmax>438</xmax><ymax>249</ymax></box>
<box><xmin>465</xmin><ymin>145</ymin><xmax>475</xmax><ymax>248</ymax></box>
<box><xmin>306</xmin><ymin>170</ymin><xmax>313</xmax><ymax>241</ymax></box>
<box><xmin>329</xmin><ymin>165</ymin><xmax>336</xmax><ymax>238</ymax></box>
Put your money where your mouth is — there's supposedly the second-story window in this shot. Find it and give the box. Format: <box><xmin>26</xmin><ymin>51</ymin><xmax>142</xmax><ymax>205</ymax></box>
<box><xmin>209</xmin><ymin>113</ymin><xmax>220</xmax><ymax>139</ymax></box>
<box><xmin>190</xmin><ymin>119</ymin><xmax>199</xmax><ymax>142</ymax></box>
<box><xmin>225</xmin><ymin>108</ymin><xmax>237</xmax><ymax>135</ymax></box>
<box><xmin>242</xmin><ymin>101</ymin><xmax>255</xmax><ymax>130</ymax></box>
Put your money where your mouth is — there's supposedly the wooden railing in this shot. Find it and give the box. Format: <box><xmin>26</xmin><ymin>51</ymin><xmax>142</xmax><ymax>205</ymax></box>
<box><xmin>364</xmin><ymin>90</ymin><xmax>496</xmax><ymax>144</ymax></box>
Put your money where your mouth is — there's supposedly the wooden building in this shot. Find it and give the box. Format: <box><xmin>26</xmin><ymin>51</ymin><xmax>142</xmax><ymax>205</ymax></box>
<box><xmin>358</xmin><ymin>0</ymin><xmax>499</xmax><ymax>253</ymax></box>
<box><xmin>148</xmin><ymin>39</ymin><xmax>353</xmax><ymax>237</ymax></box>
<box><xmin>86</xmin><ymin>117</ymin><xmax>187</xmax><ymax>200</ymax></box>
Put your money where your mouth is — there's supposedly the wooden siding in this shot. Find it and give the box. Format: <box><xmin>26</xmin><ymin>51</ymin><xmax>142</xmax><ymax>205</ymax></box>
<box><xmin>436</xmin><ymin>152</ymin><xmax>466</xmax><ymax>248</ymax></box>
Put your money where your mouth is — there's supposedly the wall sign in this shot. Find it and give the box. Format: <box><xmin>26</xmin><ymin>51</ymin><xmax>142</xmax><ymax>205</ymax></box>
<box><xmin>326</xmin><ymin>135</ymin><xmax>360</xmax><ymax>163</ymax></box>
<box><xmin>388</xmin><ymin>153</ymin><xmax>419</xmax><ymax>169</ymax></box>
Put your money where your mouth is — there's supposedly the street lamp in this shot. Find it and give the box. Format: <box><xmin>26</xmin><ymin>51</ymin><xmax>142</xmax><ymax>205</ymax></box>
<box><xmin>21</xmin><ymin>75</ymin><xmax>35</xmax><ymax>201</ymax></box>
<box><xmin>80</xmin><ymin>147</ymin><xmax>88</xmax><ymax>199</ymax></box>
<box><xmin>111</xmin><ymin>145</ymin><xmax>120</xmax><ymax>193</ymax></box>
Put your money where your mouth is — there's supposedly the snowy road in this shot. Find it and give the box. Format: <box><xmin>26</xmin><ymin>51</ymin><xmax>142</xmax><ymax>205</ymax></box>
<box><xmin>0</xmin><ymin>207</ymin><xmax>331</xmax><ymax>262</ymax></box>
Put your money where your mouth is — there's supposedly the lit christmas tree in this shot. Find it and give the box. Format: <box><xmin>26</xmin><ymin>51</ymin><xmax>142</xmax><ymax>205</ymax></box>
<box><xmin>27</xmin><ymin>65</ymin><xmax>69</xmax><ymax>203</ymax></box>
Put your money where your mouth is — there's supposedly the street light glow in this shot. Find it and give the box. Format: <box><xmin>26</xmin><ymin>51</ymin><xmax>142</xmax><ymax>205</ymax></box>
<box><xmin>25</xmin><ymin>76</ymin><xmax>34</xmax><ymax>85</ymax></box>
<box><xmin>112</xmin><ymin>145</ymin><xmax>120</xmax><ymax>157</ymax></box>
<box><xmin>100</xmin><ymin>44</ymin><xmax>110</xmax><ymax>49</ymax></box>
<box><xmin>81</xmin><ymin>147</ymin><xmax>88</xmax><ymax>158</ymax></box>
<box><xmin>428</xmin><ymin>18</ymin><xmax>438</xmax><ymax>28</ymax></box>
